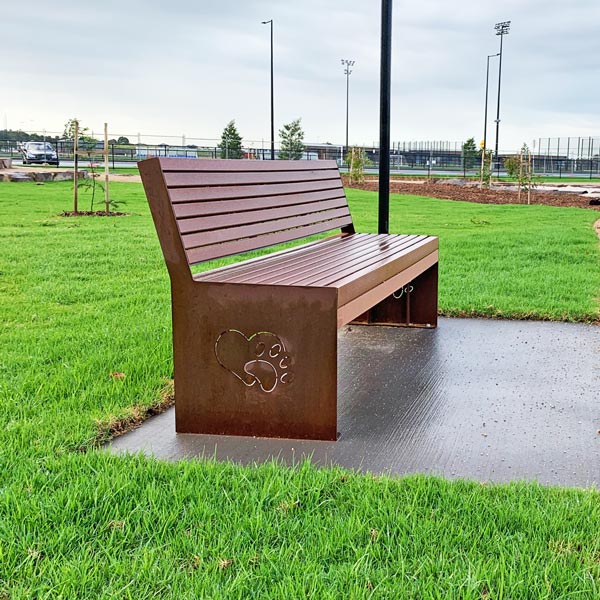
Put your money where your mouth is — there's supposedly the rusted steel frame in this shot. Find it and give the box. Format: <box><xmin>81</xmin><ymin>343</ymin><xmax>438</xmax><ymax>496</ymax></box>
<box><xmin>339</xmin><ymin>251</ymin><xmax>438</xmax><ymax>327</ymax></box>
<box><xmin>139</xmin><ymin>158</ymin><xmax>191</xmax><ymax>282</ymax></box>
<box><xmin>172</xmin><ymin>281</ymin><xmax>338</xmax><ymax>440</ymax></box>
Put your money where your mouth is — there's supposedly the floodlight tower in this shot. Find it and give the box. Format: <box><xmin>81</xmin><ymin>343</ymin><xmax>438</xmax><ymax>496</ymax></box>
<box><xmin>341</xmin><ymin>59</ymin><xmax>355</xmax><ymax>159</ymax></box>
<box><xmin>493</xmin><ymin>20</ymin><xmax>510</xmax><ymax>175</ymax></box>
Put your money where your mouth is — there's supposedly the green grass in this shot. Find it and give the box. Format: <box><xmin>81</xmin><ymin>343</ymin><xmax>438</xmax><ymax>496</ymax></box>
<box><xmin>1</xmin><ymin>181</ymin><xmax>600</xmax><ymax>598</ymax></box>
<box><xmin>348</xmin><ymin>188</ymin><xmax>600</xmax><ymax>321</ymax></box>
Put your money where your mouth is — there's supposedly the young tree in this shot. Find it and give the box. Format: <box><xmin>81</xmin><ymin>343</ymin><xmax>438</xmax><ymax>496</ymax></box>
<box><xmin>279</xmin><ymin>118</ymin><xmax>304</xmax><ymax>160</ymax></box>
<box><xmin>218</xmin><ymin>120</ymin><xmax>243</xmax><ymax>159</ymax></box>
<box><xmin>461</xmin><ymin>137</ymin><xmax>478</xmax><ymax>176</ymax></box>
<box><xmin>346</xmin><ymin>146</ymin><xmax>366</xmax><ymax>184</ymax></box>
<box><xmin>63</xmin><ymin>118</ymin><xmax>97</xmax><ymax>150</ymax></box>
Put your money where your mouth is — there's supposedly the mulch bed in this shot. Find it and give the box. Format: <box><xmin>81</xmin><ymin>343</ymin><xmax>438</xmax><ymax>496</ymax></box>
<box><xmin>342</xmin><ymin>176</ymin><xmax>600</xmax><ymax>211</ymax></box>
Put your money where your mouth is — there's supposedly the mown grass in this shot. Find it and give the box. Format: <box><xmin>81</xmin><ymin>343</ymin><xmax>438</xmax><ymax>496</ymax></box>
<box><xmin>1</xmin><ymin>181</ymin><xmax>600</xmax><ymax>598</ymax></box>
<box><xmin>346</xmin><ymin>188</ymin><xmax>600</xmax><ymax>322</ymax></box>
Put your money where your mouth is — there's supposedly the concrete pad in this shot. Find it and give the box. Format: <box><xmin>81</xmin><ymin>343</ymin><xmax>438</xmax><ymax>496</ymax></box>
<box><xmin>109</xmin><ymin>318</ymin><xmax>600</xmax><ymax>487</ymax></box>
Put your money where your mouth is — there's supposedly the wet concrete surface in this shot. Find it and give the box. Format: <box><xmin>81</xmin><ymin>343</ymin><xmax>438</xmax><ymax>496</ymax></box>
<box><xmin>109</xmin><ymin>318</ymin><xmax>600</xmax><ymax>487</ymax></box>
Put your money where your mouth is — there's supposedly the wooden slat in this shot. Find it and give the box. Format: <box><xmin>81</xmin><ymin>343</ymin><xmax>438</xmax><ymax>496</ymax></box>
<box><xmin>185</xmin><ymin>217</ymin><xmax>353</xmax><ymax>264</ymax></box>
<box><xmin>266</xmin><ymin>235</ymin><xmax>418</xmax><ymax>286</ymax></box>
<box><xmin>172</xmin><ymin>189</ymin><xmax>347</xmax><ymax>218</ymax></box>
<box><xmin>200</xmin><ymin>234</ymin><xmax>378</xmax><ymax>284</ymax></box>
<box><xmin>178</xmin><ymin>198</ymin><xmax>349</xmax><ymax>234</ymax></box>
<box><xmin>159</xmin><ymin>157</ymin><xmax>339</xmax><ymax>172</ymax></box>
<box><xmin>293</xmin><ymin>235</ymin><xmax>427</xmax><ymax>286</ymax></box>
<box><xmin>165</xmin><ymin>170</ymin><xmax>340</xmax><ymax>188</ymax></box>
<box><xmin>195</xmin><ymin>235</ymin><xmax>347</xmax><ymax>282</ymax></box>
<box><xmin>226</xmin><ymin>234</ymin><xmax>403</xmax><ymax>286</ymax></box>
<box><xmin>182</xmin><ymin>207</ymin><xmax>352</xmax><ymax>250</ymax></box>
<box><xmin>169</xmin><ymin>180</ymin><xmax>343</xmax><ymax>203</ymax></box>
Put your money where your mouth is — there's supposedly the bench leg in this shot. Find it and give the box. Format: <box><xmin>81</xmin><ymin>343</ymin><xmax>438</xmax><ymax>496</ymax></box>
<box><xmin>352</xmin><ymin>262</ymin><xmax>438</xmax><ymax>328</ymax></box>
<box><xmin>172</xmin><ymin>283</ymin><xmax>339</xmax><ymax>440</ymax></box>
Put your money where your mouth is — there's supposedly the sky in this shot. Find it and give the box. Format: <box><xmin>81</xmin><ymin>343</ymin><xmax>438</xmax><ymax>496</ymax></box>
<box><xmin>3</xmin><ymin>0</ymin><xmax>599</xmax><ymax>151</ymax></box>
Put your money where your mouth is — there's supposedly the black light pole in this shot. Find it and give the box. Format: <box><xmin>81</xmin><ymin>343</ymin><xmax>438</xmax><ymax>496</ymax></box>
<box><xmin>483</xmin><ymin>53</ymin><xmax>500</xmax><ymax>156</ymax></box>
<box><xmin>493</xmin><ymin>21</ymin><xmax>510</xmax><ymax>176</ymax></box>
<box><xmin>480</xmin><ymin>52</ymin><xmax>499</xmax><ymax>185</ymax></box>
<box><xmin>378</xmin><ymin>0</ymin><xmax>392</xmax><ymax>235</ymax></box>
<box><xmin>341</xmin><ymin>59</ymin><xmax>355</xmax><ymax>160</ymax></box>
<box><xmin>261</xmin><ymin>19</ymin><xmax>275</xmax><ymax>160</ymax></box>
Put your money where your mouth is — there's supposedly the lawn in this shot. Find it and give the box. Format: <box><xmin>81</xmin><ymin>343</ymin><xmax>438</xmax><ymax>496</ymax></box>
<box><xmin>1</xmin><ymin>181</ymin><xmax>600</xmax><ymax>598</ymax></box>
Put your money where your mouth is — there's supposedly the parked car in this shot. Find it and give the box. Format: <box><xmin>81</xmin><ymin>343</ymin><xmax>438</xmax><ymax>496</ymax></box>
<box><xmin>20</xmin><ymin>141</ymin><xmax>59</xmax><ymax>166</ymax></box>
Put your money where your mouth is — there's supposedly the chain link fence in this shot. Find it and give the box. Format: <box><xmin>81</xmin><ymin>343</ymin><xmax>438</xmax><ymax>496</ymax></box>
<box><xmin>1</xmin><ymin>130</ymin><xmax>599</xmax><ymax>177</ymax></box>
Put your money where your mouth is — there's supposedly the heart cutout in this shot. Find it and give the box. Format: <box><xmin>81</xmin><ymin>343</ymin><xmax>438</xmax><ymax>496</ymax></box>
<box><xmin>214</xmin><ymin>330</ymin><xmax>294</xmax><ymax>393</ymax></box>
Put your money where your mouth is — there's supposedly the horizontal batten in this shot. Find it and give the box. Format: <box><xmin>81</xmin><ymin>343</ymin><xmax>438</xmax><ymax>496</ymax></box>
<box><xmin>169</xmin><ymin>180</ymin><xmax>342</xmax><ymax>203</ymax></box>
<box><xmin>182</xmin><ymin>207</ymin><xmax>352</xmax><ymax>250</ymax></box>
<box><xmin>204</xmin><ymin>234</ymin><xmax>377</xmax><ymax>284</ymax></box>
<box><xmin>172</xmin><ymin>190</ymin><xmax>346</xmax><ymax>218</ymax></box>
<box><xmin>178</xmin><ymin>198</ymin><xmax>348</xmax><ymax>234</ymax></box>
<box><xmin>185</xmin><ymin>217</ymin><xmax>352</xmax><ymax>264</ymax></box>
<box><xmin>267</xmin><ymin>235</ymin><xmax>417</xmax><ymax>286</ymax></box>
<box><xmin>165</xmin><ymin>170</ymin><xmax>340</xmax><ymax>188</ymax></box>
<box><xmin>159</xmin><ymin>157</ymin><xmax>339</xmax><ymax>172</ymax></box>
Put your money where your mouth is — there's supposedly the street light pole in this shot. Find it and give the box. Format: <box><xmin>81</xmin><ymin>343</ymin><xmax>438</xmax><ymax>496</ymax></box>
<box><xmin>493</xmin><ymin>20</ymin><xmax>510</xmax><ymax>177</ymax></box>
<box><xmin>480</xmin><ymin>52</ymin><xmax>499</xmax><ymax>186</ymax></box>
<box><xmin>341</xmin><ymin>59</ymin><xmax>355</xmax><ymax>161</ymax></box>
<box><xmin>483</xmin><ymin>53</ymin><xmax>499</xmax><ymax>156</ymax></box>
<box><xmin>261</xmin><ymin>19</ymin><xmax>275</xmax><ymax>160</ymax></box>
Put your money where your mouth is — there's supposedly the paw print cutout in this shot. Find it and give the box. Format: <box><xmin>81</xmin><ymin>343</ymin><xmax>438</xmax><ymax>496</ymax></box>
<box><xmin>214</xmin><ymin>330</ymin><xmax>294</xmax><ymax>393</ymax></box>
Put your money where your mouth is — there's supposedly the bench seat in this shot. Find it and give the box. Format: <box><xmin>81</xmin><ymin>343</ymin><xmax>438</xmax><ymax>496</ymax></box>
<box><xmin>195</xmin><ymin>233</ymin><xmax>438</xmax><ymax>327</ymax></box>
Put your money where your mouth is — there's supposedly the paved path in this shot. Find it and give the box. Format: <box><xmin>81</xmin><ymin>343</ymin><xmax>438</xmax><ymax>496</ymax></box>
<box><xmin>110</xmin><ymin>318</ymin><xmax>600</xmax><ymax>488</ymax></box>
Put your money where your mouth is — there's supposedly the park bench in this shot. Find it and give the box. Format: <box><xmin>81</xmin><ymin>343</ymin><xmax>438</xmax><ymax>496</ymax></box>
<box><xmin>139</xmin><ymin>158</ymin><xmax>438</xmax><ymax>440</ymax></box>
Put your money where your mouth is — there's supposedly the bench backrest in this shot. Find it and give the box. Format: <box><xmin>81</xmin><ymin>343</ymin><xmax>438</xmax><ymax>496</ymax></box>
<box><xmin>138</xmin><ymin>158</ymin><xmax>354</xmax><ymax>275</ymax></box>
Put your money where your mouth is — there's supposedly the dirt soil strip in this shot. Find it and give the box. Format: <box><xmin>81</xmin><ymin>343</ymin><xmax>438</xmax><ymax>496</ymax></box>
<box><xmin>343</xmin><ymin>176</ymin><xmax>600</xmax><ymax>211</ymax></box>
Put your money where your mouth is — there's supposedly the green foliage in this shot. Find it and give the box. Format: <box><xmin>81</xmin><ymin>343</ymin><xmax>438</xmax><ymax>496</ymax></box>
<box><xmin>117</xmin><ymin>136</ymin><xmax>130</xmax><ymax>145</ymax></box>
<box><xmin>0</xmin><ymin>129</ymin><xmax>60</xmax><ymax>143</ymax></box>
<box><xmin>504</xmin><ymin>155</ymin><xmax>521</xmax><ymax>179</ymax></box>
<box><xmin>480</xmin><ymin>149</ymin><xmax>493</xmax><ymax>188</ymax></box>
<box><xmin>63</xmin><ymin>118</ymin><xmax>97</xmax><ymax>150</ymax></box>
<box><xmin>461</xmin><ymin>137</ymin><xmax>478</xmax><ymax>172</ymax></box>
<box><xmin>346</xmin><ymin>146</ymin><xmax>366</xmax><ymax>184</ymax></box>
<box><xmin>218</xmin><ymin>120</ymin><xmax>244</xmax><ymax>159</ymax></box>
<box><xmin>278</xmin><ymin>118</ymin><xmax>304</xmax><ymax>160</ymax></box>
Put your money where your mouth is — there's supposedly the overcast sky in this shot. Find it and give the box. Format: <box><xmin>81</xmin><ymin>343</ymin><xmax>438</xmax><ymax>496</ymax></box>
<box><xmin>3</xmin><ymin>0</ymin><xmax>599</xmax><ymax>150</ymax></box>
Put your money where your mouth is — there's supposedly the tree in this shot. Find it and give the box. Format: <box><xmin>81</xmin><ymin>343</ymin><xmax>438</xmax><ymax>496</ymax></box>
<box><xmin>278</xmin><ymin>118</ymin><xmax>304</xmax><ymax>160</ymax></box>
<box><xmin>461</xmin><ymin>137</ymin><xmax>478</xmax><ymax>175</ymax></box>
<box><xmin>346</xmin><ymin>146</ymin><xmax>366</xmax><ymax>184</ymax></box>
<box><xmin>62</xmin><ymin>118</ymin><xmax>97</xmax><ymax>150</ymax></box>
<box><xmin>504</xmin><ymin>155</ymin><xmax>520</xmax><ymax>179</ymax></box>
<box><xmin>116</xmin><ymin>136</ymin><xmax>130</xmax><ymax>145</ymax></box>
<box><xmin>218</xmin><ymin>120</ymin><xmax>243</xmax><ymax>159</ymax></box>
